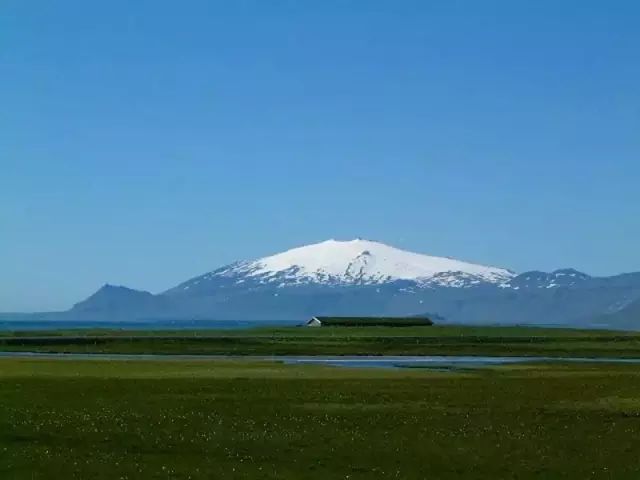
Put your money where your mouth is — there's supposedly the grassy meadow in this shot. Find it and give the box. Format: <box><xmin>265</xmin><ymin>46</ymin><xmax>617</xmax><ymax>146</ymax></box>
<box><xmin>1</xmin><ymin>325</ymin><xmax>640</xmax><ymax>357</ymax></box>
<box><xmin>1</xmin><ymin>358</ymin><xmax>640</xmax><ymax>479</ymax></box>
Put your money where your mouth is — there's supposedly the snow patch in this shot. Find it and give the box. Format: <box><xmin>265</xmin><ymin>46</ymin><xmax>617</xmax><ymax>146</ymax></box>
<box><xmin>225</xmin><ymin>239</ymin><xmax>514</xmax><ymax>286</ymax></box>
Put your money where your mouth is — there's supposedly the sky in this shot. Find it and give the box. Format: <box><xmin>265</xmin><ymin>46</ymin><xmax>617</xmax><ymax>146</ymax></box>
<box><xmin>1</xmin><ymin>1</ymin><xmax>639</xmax><ymax>312</ymax></box>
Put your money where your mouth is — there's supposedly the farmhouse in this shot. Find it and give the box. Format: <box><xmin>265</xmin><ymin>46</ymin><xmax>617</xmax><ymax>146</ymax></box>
<box><xmin>305</xmin><ymin>316</ymin><xmax>433</xmax><ymax>327</ymax></box>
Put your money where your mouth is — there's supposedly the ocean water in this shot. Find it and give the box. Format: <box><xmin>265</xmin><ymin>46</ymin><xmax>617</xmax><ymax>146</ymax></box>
<box><xmin>0</xmin><ymin>319</ymin><xmax>300</xmax><ymax>331</ymax></box>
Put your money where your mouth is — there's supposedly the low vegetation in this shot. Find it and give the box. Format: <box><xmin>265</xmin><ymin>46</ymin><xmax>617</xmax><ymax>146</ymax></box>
<box><xmin>1</xmin><ymin>359</ymin><xmax>640</xmax><ymax>479</ymax></box>
<box><xmin>1</xmin><ymin>325</ymin><xmax>640</xmax><ymax>357</ymax></box>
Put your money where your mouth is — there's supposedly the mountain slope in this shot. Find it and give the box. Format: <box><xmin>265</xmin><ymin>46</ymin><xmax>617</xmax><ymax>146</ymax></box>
<box><xmin>598</xmin><ymin>299</ymin><xmax>640</xmax><ymax>328</ymax></box>
<box><xmin>168</xmin><ymin>239</ymin><xmax>514</xmax><ymax>295</ymax></box>
<box><xmin>20</xmin><ymin>240</ymin><xmax>640</xmax><ymax>329</ymax></box>
<box><xmin>232</xmin><ymin>238</ymin><xmax>513</xmax><ymax>284</ymax></box>
<box><xmin>67</xmin><ymin>284</ymin><xmax>170</xmax><ymax>321</ymax></box>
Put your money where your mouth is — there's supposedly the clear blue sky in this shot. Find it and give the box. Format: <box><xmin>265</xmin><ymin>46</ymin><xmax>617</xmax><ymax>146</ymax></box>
<box><xmin>1</xmin><ymin>1</ymin><xmax>639</xmax><ymax>311</ymax></box>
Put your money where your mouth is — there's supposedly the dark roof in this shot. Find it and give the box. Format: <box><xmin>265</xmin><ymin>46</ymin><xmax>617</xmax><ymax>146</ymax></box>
<box><xmin>311</xmin><ymin>316</ymin><xmax>433</xmax><ymax>327</ymax></box>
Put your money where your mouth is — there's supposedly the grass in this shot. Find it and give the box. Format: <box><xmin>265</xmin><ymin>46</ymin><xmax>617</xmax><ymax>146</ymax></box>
<box><xmin>1</xmin><ymin>325</ymin><xmax>640</xmax><ymax>357</ymax></box>
<box><xmin>1</xmin><ymin>358</ymin><xmax>640</xmax><ymax>479</ymax></box>
<box><xmin>0</xmin><ymin>324</ymin><xmax>634</xmax><ymax>337</ymax></box>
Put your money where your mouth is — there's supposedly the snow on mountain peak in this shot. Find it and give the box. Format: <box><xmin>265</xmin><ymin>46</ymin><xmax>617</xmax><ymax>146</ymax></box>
<box><xmin>223</xmin><ymin>239</ymin><xmax>514</xmax><ymax>286</ymax></box>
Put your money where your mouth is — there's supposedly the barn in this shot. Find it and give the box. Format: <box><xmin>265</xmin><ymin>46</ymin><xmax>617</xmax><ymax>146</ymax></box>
<box><xmin>305</xmin><ymin>316</ymin><xmax>433</xmax><ymax>327</ymax></box>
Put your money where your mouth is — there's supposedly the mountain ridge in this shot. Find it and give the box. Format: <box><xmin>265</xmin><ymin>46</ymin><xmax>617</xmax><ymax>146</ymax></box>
<box><xmin>5</xmin><ymin>239</ymin><xmax>640</xmax><ymax>329</ymax></box>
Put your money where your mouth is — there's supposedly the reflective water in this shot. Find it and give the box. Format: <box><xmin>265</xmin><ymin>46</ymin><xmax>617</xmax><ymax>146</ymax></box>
<box><xmin>1</xmin><ymin>352</ymin><xmax>640</xmax><ymax>369</ymax></box>
<box><xmin>279</xmin><ymin>355</ymin><xmax>640</xmax><ymax>369</ymax></box>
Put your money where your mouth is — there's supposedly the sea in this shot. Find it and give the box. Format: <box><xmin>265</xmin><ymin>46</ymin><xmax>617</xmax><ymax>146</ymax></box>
<box><xmin>0</xmin><ymin>319</ymin><xmax>301</xmax><ymax>331</ymax></box>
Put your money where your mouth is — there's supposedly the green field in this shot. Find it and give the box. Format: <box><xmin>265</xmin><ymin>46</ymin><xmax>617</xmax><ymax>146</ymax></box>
<box><xmin>2</xmin><ymin>325</ymin><xmax>640</xmax><ymax>357</ymax></box>
<box><xmin>0</xmin><ymin>324</ymin><xmax>631</xmax><ymax>338</ymax></box>
<box><xmin>1</xmin><ymin>358</ymin><xmax>640</xmax><ymax>479</ymax></box>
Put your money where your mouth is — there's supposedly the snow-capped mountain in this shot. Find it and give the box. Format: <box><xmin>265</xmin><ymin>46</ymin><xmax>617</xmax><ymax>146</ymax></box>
<box><xmin>26</xmin><ymin>239</ymin><xmax>640</xmax><ymax>329</ymax></box>
<box><xmin>170</xmin><ymin>239</ymin><xmax>515</xmax><ymax>293</ymax></box>
<box><xmin>499</xmin><ymin>268</ymin><xmax>592</xmax><ymax>290</ymax></box>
